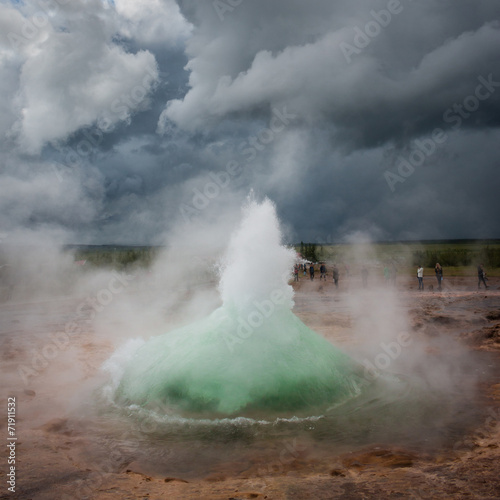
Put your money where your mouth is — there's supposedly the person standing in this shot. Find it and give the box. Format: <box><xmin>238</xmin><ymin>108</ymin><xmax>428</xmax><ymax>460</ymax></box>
<box><xmin>320</xmin><ymin>263</ymin><xmax>326</xmax><ymax>281</ymax></box>
<box><xmin>417</xmin><ymin>265</ymin><xmax>424</xmax><ymax>290</ymax></box>
<box><xmin>478</xmin><ymin>263</ymin><xmax>488</xmax><ymax>289</ymax></box>
<box><xmin>294</xmin><ymin>264</ymin><xmax>299</xmax><ymax>282</ymax></box>
<box><xmin>391</xmin><ymin>262</ymin><xmax>397</xmax><ymax>287</ymax></box>
<box><xmin>435</xmin><ymin>263</ymin><xmax>443</xmax><ymax>291</ymax></box>
<box><xmin>384</xmin><ymin>265</ymin><xmax>390</xmax><ymax>285</ymax></box>
<box><xmin>361</xmin><ymin>266</ymin><xmax>369</xmax><ymax>288</ymax></box>
<box><xmin>332</xmin><ymin>264</ymin><xmax>339</xmax><ymax>288</ymax></box>
<box><xmin>309</xmin><ymin>263</ymin><xmax>315</xmax><ymax>281</ymax></box>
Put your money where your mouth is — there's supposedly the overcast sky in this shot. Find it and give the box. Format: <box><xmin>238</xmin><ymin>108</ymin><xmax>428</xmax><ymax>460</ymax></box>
<box><xmin>1</xmin><ymin>0</ymin><xmax>499</xmax><ymax>245</ymax></box>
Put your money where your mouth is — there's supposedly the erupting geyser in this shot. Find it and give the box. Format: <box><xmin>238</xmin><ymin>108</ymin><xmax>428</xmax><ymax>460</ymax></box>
<box><xmin>114</xmin><ymin>199</ymin><xmax>362</xmax><ymax>416</ymax></box>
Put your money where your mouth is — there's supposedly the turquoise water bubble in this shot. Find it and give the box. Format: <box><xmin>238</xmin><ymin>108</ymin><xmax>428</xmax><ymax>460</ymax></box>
<box><xmin>115</xmin><ymin>306</ymin><xmax>362</xmax><ymax>415</ymax></box>
<box><xmin>113</xmin><ymin>199</ymin><xmax>363</xmax><ymax>417</ymax></box>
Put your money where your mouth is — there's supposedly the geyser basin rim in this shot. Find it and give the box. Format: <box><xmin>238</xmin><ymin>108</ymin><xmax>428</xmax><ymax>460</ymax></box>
<box><xmin>122</xmin><ymin>403</ymin><xmax>326</xmax><ymax>427</ymax></box>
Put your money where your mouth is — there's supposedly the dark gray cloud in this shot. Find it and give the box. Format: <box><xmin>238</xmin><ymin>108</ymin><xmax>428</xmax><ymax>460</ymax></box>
<box><xmin>0</xmin><ymin>0</ymin><xmax>499</xmax><ymax>244</ymax></box>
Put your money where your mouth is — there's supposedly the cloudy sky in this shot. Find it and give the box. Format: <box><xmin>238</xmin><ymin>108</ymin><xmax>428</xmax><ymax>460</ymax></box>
<box><xmin>1</xmin><ymin>0</ymin><xmax>499</xmax><ymax>244</ymax></box>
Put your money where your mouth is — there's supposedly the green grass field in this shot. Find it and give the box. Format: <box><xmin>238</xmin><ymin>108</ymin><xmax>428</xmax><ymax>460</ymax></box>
<box><xmin>297</xmin><ymin>240</ymin><xmax>500</xmax><ymax>277</ymax></box>
<box><xmin>70</xmin><ymin>245</ymin><xmax>160</xmax><ymax>270</ymax></box>
<box><xmin>67</xmin><ymin>240</ymin><xmax>500</xmax><ymax>277</ymax></box>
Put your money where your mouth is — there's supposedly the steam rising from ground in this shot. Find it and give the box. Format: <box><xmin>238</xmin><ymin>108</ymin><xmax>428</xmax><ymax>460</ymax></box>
<box><xmin>0</xmin><ymin>199</ymin><xmax>486</xmax><ymax>448</ymax></box>
<box><xmin>329</xmin><ymin>235</ymin><xmax>480</xmax><ymax>404</ymax></box>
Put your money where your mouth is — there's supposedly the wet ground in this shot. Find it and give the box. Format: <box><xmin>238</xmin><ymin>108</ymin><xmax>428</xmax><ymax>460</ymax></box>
<box><xmin>1</xmin><ymin>276</ymin><xmax>499</xmax><ymax>499</ymax></box>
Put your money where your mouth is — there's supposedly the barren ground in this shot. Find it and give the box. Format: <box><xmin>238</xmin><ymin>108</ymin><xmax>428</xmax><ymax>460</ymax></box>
<box><xmin>1</xmin><ymin>275</ymin><xmax>499</xmax><ymax>500</ymax></box>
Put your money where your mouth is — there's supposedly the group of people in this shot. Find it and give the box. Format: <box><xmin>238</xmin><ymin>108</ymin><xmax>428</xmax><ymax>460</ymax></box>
<box><xmin>416</xmin><ymin>263</ymin><xmax>489</xmax><ymax>291</ymax></box>
<box><xmin>293</xmin><ymin>261</ymin><xmax>491</xmax><ymax>291</ymax></box>
<box><xmin>294</xmin><ymin>263</ymin><xmax>340</xmax><ymax>287</ymax></box>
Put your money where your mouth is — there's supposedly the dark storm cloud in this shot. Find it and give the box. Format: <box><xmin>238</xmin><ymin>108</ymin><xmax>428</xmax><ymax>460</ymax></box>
<box><xmin>171</xmin><ymin>0</ymin><xmax>500</xmax><ymax>145</ymax></box>
<box><xmin>1</xmin><ymin>0</ymin><xmax>499</xmax><ymax>243</ymax></box>
<box><xmin>167</xmin><ymin>0</ymin><xmax>500</xmax><ymax>241</ymax></box>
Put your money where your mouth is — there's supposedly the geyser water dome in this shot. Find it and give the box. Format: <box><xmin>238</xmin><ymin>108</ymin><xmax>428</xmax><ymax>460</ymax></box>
<box><xmin>114</xmin><ymin>199</ymin><xmax>362</xmax><ymax>416</ymax></box>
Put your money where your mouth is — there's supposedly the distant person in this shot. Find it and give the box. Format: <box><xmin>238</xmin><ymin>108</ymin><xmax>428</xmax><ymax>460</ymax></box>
<box><xmin>320</xmin><ymin>263</ymin><xmax>326</xmax><ymax>281</ymax></box>
<box><xmin>391</xmin><ymin>262</ymin><xmax>397</xmax><ymax>286</ymax></box>
<box><xmin>303</xmin><ymin>264</ymin><xmax>307</xmax><ymax>276</ymax></box>
<box><xmin>332</xmin><ymin>264</ymin><xmax>339</xmax><ymax>288</ymax></box>
<box><xmin>435</xmin><ymin>263</ymin><xmax>443</xmax><ymax>291</ymax></box>
<box><xmin>384</xmin><ymin>265</ymin><xmax>391</xmax><ymax>284</ymax></box>
<box><xmin>417</xmin><ymin>265</ymin><xmax>424</xmax><ymax>290</ymax></box>
<box><xmin>361</xmin><ymin>266</ymin><xmax>369</xmax><ymax>288</ymax></box>
<box><xmin>294</xmin><ymin>265</ymin><xmax>299</xmax><ymax>282</ymax></box>
<box><xmin>478</xmin><ymin>264</ymin><xmax>488</xmax><ymax>289</ymax></box>
<box><xmin>309</xmin><ymin>263</ymin><xmax>315</xmax><ymax>281</ymax></box>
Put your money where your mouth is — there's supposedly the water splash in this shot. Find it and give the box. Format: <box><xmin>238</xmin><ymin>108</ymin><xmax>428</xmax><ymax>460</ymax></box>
<box><xmin>111</xmin><ymin>199</ymin><xmax>362</xmax><ymax>416</ymax></box>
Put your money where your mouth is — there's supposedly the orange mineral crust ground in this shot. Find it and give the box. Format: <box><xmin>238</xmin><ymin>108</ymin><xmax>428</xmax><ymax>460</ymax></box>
<box><xmin>1</xmin><ymin>276</ymin><xmax>499</xmax><ymax>499</ymax></box>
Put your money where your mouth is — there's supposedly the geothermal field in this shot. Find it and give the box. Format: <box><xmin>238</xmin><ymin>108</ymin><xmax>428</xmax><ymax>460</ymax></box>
<box><xmin>3</xmin><ymin>2</ymin><xmax>500</xmax><ymax>499</ymax></box>
<box><xmin>1</xmin><ymin>200</ymin><xmax>499</xmax><ymax>499</ymax></box>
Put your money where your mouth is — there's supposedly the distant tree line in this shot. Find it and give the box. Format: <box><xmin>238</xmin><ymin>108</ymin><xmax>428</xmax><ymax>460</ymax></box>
<box><xmin>73</xmin><ymin>247</ymin><xmax>159</xmax><ymax>269</ymax></box>
<box><xmin>412</xmin><ymin>247</ymin><xmax>500</xmax><ymax>268</ymax></box>
<box><xmin>299</xmin><ymin>242</ymin><xmax>319</xmax><ymax>262</ymax></box>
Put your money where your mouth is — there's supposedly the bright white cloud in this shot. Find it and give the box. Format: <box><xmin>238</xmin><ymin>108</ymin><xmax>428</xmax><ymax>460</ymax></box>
<box><xmin>1</xmin><ymin>0</ymin><xmax>166</xmax><ymax>153</ymax></box>
<box><xmin>114</xmin><ymin>0</ymin><xmax>192</xmax><ymax>45</ymax></box>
